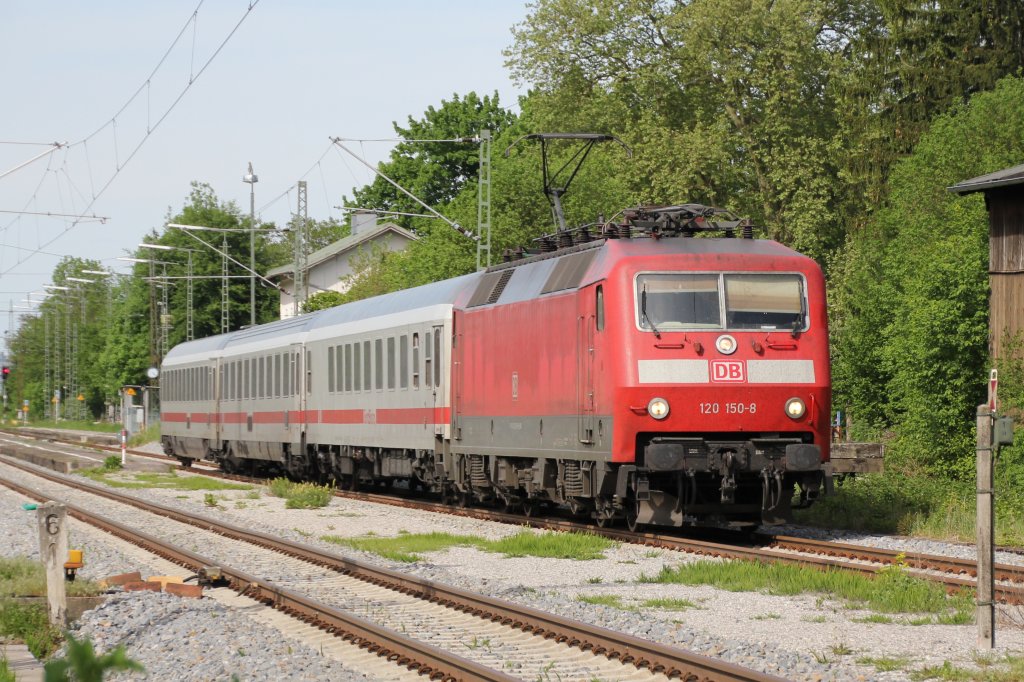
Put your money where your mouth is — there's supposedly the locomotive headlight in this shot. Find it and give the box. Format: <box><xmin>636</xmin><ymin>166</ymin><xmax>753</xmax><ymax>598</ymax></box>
<box><xmin>785</xmin><ymin>397</ymin><xmax>806</xmax><ymax>419</ymax></box>
<box><xmin>647</xmin><ymin>397</ymin><xmax>670</xmax><ymax>420</ymax></box>
<box><xmin>715</xmin><ymin>334</ymin><xmax>737</xmax><ymax>355</ymax></box>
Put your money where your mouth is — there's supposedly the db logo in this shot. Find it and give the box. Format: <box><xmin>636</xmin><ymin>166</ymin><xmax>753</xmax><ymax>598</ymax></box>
<box><xmin>710</xmin><ymin>360</ymin><xmax>745</xmax><ymax>383</ymax></box>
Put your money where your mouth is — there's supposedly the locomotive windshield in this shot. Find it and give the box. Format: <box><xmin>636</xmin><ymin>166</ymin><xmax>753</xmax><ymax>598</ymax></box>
<box><xmin>636</xmin><ymin>273</ymin><xmax>806</xmax><ymax>331</ymax></box>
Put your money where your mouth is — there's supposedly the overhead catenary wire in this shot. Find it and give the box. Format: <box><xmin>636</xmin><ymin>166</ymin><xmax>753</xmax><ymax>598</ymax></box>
<box><xmin>329</xmin><ymin>137</ymin><xmax>477</xmax><ymax>241</ymax></box>
<box><xmin>0</xmin><ymin>1</ymin><xmax>262</xmax><ymax>277</ymax></box>
<box><xmin>0</xmin><ymin>210</ymin><xmax>109</xmax><ymax>222</ymax></box>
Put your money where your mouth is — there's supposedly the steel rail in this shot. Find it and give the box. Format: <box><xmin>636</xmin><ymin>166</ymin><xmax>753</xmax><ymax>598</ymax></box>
<box><xmin>9</xmin><ymin>429</ymin><xmax>1022</xmax><ymax>600</ymax></box>
<box><xmin>765</xmin><ymin>535</ymin><xmax>1024</xmax><ymax>585</ymax></box>
<box><xmin>0</xmin><ymin>455</ymin><xmax>782</xmax><ymax>682</ymax></box>
<box><xmin>0</xmin><ymin>474</ymin><xmax>507</xmax><ymax>682</ymax></box>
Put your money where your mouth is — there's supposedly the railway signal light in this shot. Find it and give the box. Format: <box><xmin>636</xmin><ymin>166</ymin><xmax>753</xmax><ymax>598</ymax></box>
<box><xmin>1</xmin><ymin>366</ymin><xmax>9</xmax><ymax>378</ymax></box>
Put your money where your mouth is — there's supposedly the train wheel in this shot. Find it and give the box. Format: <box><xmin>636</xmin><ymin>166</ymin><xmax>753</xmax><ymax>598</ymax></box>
<box><xmin>522</xmin><ymin>499</ymin><xmax>539</xmax><ymax>518</ymax></box>
<box><xmin>458</xmin><ymin>491</ymin><xmax>472</xmax><ymax>508</ymax></box>
<box><xmin>176</xmin><ymin>457</ymin><xmax>193</xmax><ymax>469</ymax></box>
<box><xmin>625</xmin><ymin>499</ymin><xmax>643</xmax><ymax>533</ymax></box>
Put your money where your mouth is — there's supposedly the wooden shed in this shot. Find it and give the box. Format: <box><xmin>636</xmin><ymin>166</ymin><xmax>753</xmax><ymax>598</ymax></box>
<box><xmin>950</xmin><ymin>163</ymin><xmax>1024</xmax><ymax>360</ymax></box>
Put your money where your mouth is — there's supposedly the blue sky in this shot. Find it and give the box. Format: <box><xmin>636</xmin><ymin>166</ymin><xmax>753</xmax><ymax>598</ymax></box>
<box><xmin>0</xmin><ymin>1</ymin><xmax>529</xmax><ymax>342</ymax></box>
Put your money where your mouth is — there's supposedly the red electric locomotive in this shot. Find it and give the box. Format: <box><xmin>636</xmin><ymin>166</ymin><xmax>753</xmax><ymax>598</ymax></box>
<box><xmin>161</xmin><ymin>204</ymin><xmax>833</xmax><ymax>529</ymax></box>
<box><xmin>449</xmin><ymin>205</ymin><xmax>832</xmax><ymax>529</ymax></box>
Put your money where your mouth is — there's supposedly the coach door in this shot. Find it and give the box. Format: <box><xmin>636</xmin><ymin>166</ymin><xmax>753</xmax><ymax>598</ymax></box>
<box><xmin>577</xmin><ymin>289</ymin><xmax>597</xmax><ymax>445</ymax></box>
<box><xmin>452</xmin><ymin>319</ymin><xmax>463</xmax><ymax>441</ymax></box>
<box><xmin>288</xmin><ymin>343</ymin><xmax>306</xmax><ymax>446</ymax></box>
<box><xmin>211</xmin><ymin>357</ymin><xmax>222</xmax><ymax>446</ymax></box>
<box><xmin>431</xmin><ymin>324</ymin><xmax>446</xmax><ymax>438</ymax></box>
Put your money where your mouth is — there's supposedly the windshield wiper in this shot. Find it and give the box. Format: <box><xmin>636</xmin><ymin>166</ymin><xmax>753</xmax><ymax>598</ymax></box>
<box><xmin>791</xmin><ymin>279</ymin><xmax>806</xmax><ymax>338</ymax></box>
<box><xmin>641</xmin><ymin>285</ymin><xmax>661</xmax><ymax>339</ymax></box>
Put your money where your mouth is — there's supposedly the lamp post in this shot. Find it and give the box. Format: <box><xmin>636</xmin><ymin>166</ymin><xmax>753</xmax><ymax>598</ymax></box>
<box><xmin>242</xmin><ymin>162</ymin><xmax>258</xmax><ymax>327</ymax></box>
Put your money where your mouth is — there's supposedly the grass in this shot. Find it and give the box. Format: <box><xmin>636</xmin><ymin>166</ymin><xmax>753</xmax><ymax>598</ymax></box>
<box><xmin>577</xmin><ymin>594</ymin><xmax>630</xmax><ymax>609</ymax></box>
<box><xmin>0</xmin><ymin>557</ymin><xmax>101</xmax><ymax>598</ymax></box>
<box><xmin>79</xmin><ymin>468</ymin><xmax>251</xmax><ymax>492</ymax></box>
<box><xmin>322</xmin><ymin>529</ymin><xmax>616</xmax><ymax>563</ymax></box>
<box><xmin>0</xmin><ymin>600</ymin><xmax>64</xmax><ymax>659</ymax></box>
<box><xmin>638</xmin><ymin>558</ymin><xmax>973</xmax><ymax>621</ymax></box>
<box><xmin>858</xmin><ymin>655</ymin><xmax>913</xmax><ymax>672</ymax></box>
<box><xmin>0</xmin><ymin>656</ymin><xmax>13</xmax><ymax>682</ymax></box>
<box><xmin>127</xmin><ymin>423</ymin><xmax>160</xmax><ymax>447</ymax></box>
<box><xmin>641</xmin><ymin>597</ymin><xmax>700</xmax><ymax>610</ymax></box>
<box><xmin>16</xmin><ymin>420</ymin><xmax>120</xmax><ymax>433</ymax></box>
<box><xmin>267</xmin><ymin>478</ymin><xmax>334</xmax><ymax>509</ymax></box>
<box><xmin>853</xmin><ymin>613</ymin><xmax>894</xmax><ymax>624</ymax></box>
<box><xmin>795</xmin><ymin>465</ymin><xmax>1024</xmax><ymax>545</ymax></box>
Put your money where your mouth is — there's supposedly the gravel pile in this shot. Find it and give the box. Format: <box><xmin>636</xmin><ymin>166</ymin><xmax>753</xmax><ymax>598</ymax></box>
<box><xmin>4</xmin><ymin>457</ymin><xmax>1024</xmax><ymax>681</ymax></box>
<box><xmin>64</xmin><ymin>591</ymin><xmax>368</xmax><ymax>682</ymax></box>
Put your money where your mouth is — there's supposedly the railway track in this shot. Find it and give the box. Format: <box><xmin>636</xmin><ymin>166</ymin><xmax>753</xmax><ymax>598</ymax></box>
<box><xmin>0</xmin><ymin>454</ymin><xmax>781</xmax><ymax>682</ymax></box>
<box><xmin>5</xmin><ymin>428</ymin><xmax>1021</xmax><ymax>603</ymax></box>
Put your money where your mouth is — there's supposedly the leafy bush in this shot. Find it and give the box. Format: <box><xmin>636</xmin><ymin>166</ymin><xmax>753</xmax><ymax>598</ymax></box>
<box><xmin>268</xmin><ymin>477</ymin><xmax>294</xmax><ymax>498</ymax></box>
<box><xmin>283</xmin><ymin>482</ymin><xmax>334</xmax><ymax>509</ymax></box>
<box><xmin>267</xmin><ymin>478</ymin><xmax>334</xmax><ymax>509</ymax></box>
<box><xmin>832</xmin><ymin>75</ymin><xmax>1024</xmax><ymax>475</ymax></box>
<box><xmin>102</xmin><ymin>455</ymin><xmax>123</xmax><ymax>470</ymax></box>
<box><xmin>43</xmin><ymin>633</ymin><xmax>143</xmax><ymax>682</ymax></box>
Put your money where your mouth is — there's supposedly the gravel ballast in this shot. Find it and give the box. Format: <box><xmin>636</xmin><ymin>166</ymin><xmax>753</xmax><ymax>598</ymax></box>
<box><xmin>3</xmin><ymin>455</ymin><xmax>1024</xmax><ymax>681</ymax></box>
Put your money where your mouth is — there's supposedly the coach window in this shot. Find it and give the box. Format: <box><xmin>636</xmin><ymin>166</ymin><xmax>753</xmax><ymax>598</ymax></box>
<box><xmin>363</xmin><ymin>340</ymin><xmax>371</xmax><ymax>392</ymax></box>
<box><xmin>235</xmin><ymin>361</ymin><xmax>241</xmax><ymax>400</ymax></box>
<box><xmin>282</xmin><ymin>354</ymin><xmax>290</xmax><ymax>397</ymax></box>
<box><xmin>375</xmin><ymin>339</ymin><xmax>384</xmax><ymax>390</ymax></box>
<box><xmin>295</xmin><ymin>352</ymin><xmax>302</xmax><ymax>394</ymax></box>
<box><xmin>265</xmin><ymin>356</ymin><xmax>272</xmax><ymax>398</ymax></box>
<box><xmin>243</xmin><ymin>359</ymin><xmax>250</xmax><ymax>399</ymax></box>
<box><xmin>433</xmin><ymin>328</ymin><xmax>441</xmax><ymax>388</ymax></box>
<box><xmin>335</xmin><ymin>346</ymin><xmax>343</xmax><ymax>394</ymax></box>
<box><xmin>344</xmin><ymin>344</ymin><xmax>352</xmax><ymax>392</ymax></box>
<box><xmin>258</xmin><ymin>357</ymin><xmax>265</xmax><ymax>398</ymax></box>
<box><xmin>596</xmin><ymin>285</ymin><xmax>605</xmax><ymax>331</ymax></box>
<box><xmin>399</xmin><ymin>336</ymin><xmax>408</xmax><ymax>389</ymax></box>
<box><xmin>412</xmin><ymin>333</ymin><xmax>420</xmax><ymax>389</ymax></box>
<box><xmin>328</xmin><ymin>346</ymin><xmax>336</xmax><ymax>393</ymax></box>
<box><xmin>387</xmin><ymin>337</ymin><xmax>396</xmax><ymax>390</ymax></box>
<box><xmin>424</xmin><ymin>331</ymin><xmax>432</xmax><ymax>389</ymax></box>
<box><xmin>353</xmin><ymin>343</ymin><xmax>362</xmax><ymax>390</ymax></box>
<box><xmin>273</xmin><ymin>354</ymin><xmax>281</xmax><ymax>397</ymax></box>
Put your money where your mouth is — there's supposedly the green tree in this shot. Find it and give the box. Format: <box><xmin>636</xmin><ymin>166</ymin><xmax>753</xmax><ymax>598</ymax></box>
<box><xmin>7</xmin><ymin>257</ymin><xmax>114</xmax><ymax>419</ymax></box>
<box><xmin>100</xmin><ymin>182</ymin><xmax>282</xmax><ymax>393</ymax></box>
<box><xmin>348</xmin><ymin>91</ymin><xmax>517</xmax><ymax>217</ymax></box>
<box><xmin>831</xmin><ymin>0</ymin><xmax>1024</xmax><ymax>231</ymax></box>
<box><xmin>507</xmin><ymin>0</ymin><xmax>849</xmax><ymax>262</ymax></box>
<box><xmin>300</xmin><ymin>290</ymin><xmax>346</xmax><ymax>313</ymax></box>
<box><xmin>832</xmin><ymin>75</ymin><xmax>1024</xmax><ymax>475</ymax></box>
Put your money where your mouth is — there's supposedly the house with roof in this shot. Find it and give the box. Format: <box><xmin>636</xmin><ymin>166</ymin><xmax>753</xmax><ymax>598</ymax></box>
<box><xmin>266</xmin><ymin>212</ymin><xmax>418</xmax><ymax>319</ymax></box>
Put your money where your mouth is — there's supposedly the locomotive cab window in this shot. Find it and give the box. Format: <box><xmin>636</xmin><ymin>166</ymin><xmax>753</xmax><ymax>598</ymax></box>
<box><xmin>636</xmin><ymin>272</ymin><xmax>807</xmax><ymax>332</ymax></box>
<box><xmin>637</xmin><ymin>274</ymin><xmax>720</xmax><ymax>330</ymax></box>
<box><xmin>724</xmin><ymin>274</ymin><xmax>805</xmax><ymax>330</ymax></box>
